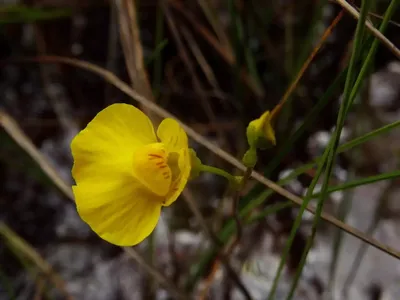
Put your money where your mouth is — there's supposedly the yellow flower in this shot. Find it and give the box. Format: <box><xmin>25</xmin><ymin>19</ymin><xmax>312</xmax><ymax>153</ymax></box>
<box><xmin>246</xmin><ymin>110</ymin><xmax>276</xmax><ymax>149</ymax></box>
<box><xmin>71</xmin><ymin>103</ymin><xmax>191</xmax><ymax>246</ymax></box>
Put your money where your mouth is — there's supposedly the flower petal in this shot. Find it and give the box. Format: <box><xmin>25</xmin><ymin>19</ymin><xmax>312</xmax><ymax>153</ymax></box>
<box><xmin>156</xmin><ymin>118</ymin><xmax>188</xmax><ymax>153</ymax></box>
<box><xmin>74</xmin><ymin>177</ymin><xmax>162</xmax><ymax>246</ymax></box>
<box><xmin>163</xmin><ymin>147</ymin><xmax>191</xmax><ymax>206</ymax></box>
<box><xmin>260</xmin><ymin>111</ymin><xmax>276</xmax><ymax>145</ymax></box>
<box><xmin>132</xmin><ymin>143</ymin><xmax>172</xmax><ymax>197</ymax></box>
<box><xmin>71</xmin><ymin>103</ymin><xmax>157</xmax><ymax>183</ymax></box>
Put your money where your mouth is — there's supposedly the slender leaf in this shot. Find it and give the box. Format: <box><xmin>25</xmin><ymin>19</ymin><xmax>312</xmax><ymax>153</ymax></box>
<box><xmin>285</xmin><ymin>1</ymin><xmax>397</xmax><ymax>298</ymax></box>
<box><xmin>312</xmin><ymin>169</ymin><xmax>400</xmax><ymax>198</ymax></box>
<box><xmin>0</xmin><ymin>5</ymin><xmax>71</xmax><ymax>24</ymax></box>
<box><xmin>0</xmin><ymin>266</ymin><xmax>16</xmax><ymax>300</ymax></box>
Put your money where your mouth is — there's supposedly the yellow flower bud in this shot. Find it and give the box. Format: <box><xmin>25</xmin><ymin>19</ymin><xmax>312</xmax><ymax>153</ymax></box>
<box><xmin>246</xmin><ymin>110</ymin><xmax>276</xmax><ymax>150</ymax></box>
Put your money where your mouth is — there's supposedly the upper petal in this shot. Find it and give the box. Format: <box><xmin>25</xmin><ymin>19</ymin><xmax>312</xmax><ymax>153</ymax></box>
<box><xmin>74</xmin><ymin>176</ymin><xmax>162</xmax><ymax>246</ymax></box>
<box><xmin>260</xmin><ymin>111</ymin><xmax>276</xmax><ymax>145</ymax></box>
<box><xmin>156</xmin><ymin>118</ymin><xmax>188</xmax><ymax>153</ymax></box>
<box><xmin>71</xmin><ymin>103</ymin><xmax>157</xmax><ymax>183</ymax></box>
<box><xmin>163</xmin><ymin>147</ymin><xmax>191</xmax><ymax>206</ymax></box>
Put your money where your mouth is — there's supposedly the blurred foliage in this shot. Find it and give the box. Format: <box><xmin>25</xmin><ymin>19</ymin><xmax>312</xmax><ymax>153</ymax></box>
<box><xmin>0</xmin><ymin>5</ymin><xmax>72</xmax><ymax>24</ymax></box>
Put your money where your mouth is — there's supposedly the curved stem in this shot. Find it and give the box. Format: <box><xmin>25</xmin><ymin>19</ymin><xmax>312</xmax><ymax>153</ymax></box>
<box><xmin>200</xmin><ymin>165</ymin><xmax>236</xmax><ymax>183</ymax></box>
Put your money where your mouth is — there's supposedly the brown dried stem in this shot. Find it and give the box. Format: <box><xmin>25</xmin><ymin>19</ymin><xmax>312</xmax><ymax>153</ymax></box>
<box><xmin>335</xmin><ymin>0</ymin><xmax>400</xmax><ymax>59</ymax></box>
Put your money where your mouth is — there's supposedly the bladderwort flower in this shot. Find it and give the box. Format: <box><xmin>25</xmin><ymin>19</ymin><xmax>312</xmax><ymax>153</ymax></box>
<box><xmin>246</xmin><ymin>110</ymin><xmax>276</xmax><ymax>149</ymax></box>
<box><xmin>71</xmin><ymin>103</ymin><xmax>191</xmax><ymax>246</ymax></box>
<box><xmin>243</xmin><ymin>110</ymin><xmax>277</xmax><ymax>168</ymax></box>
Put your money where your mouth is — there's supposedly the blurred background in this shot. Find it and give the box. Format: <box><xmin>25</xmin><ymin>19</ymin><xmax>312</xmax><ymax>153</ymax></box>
<box><xmin>0</xmin><ymin>0</ymin><xmax>400</xmax><ymax>299</ymax></box>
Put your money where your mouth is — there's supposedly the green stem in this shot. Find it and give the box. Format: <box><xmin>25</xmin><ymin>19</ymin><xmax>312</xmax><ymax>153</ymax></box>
<box><xmin>147</xmin><ymin>232</ymin><xmax>156</xmax><ymax>300</ymax></box>
<box><xmin>199</xmin><ymin>165</ymin><xmax>237</xmax><ymax>183</ymax></box>
<box><xmin>0</xmin><ymin>265</ymin><xmax>16</xmax><ymax>300</ymax></box>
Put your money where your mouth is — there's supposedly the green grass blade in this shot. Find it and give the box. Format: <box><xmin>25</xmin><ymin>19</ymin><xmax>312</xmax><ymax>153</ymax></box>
<box><xmin>294</xmin><ymin>0</ymin><xmax>329</xmax><ymax>74</ymax></box>
<box><xmin>0</xmin><ymin>5</ymin><xmax>72</xmax><ymax>24</ymax></box>
<box><xmin>151</xmin><ymin>2</ymin><xmax>165</xmax><ymax>99</ymax></box>
<box><xmin>0</xmin><ymin>266</ymin><xmax>16</xmax><ymax>300</ymax></box>
<box><xmin>228</xmin><ymin>0</ymin><xmax>244</xmax><ymax>113</ymax></box>
<box><xmin>146</xmin><ymin>39</ymin><xmax>168</xmax><ymax>66</ymax></box>
<box><xmin>345</xmin><ymin>0</ymin><xmax>399</xmax><ymax>115</ymax></box>
<box><xmin>266</xmin><ymin>144</ymin><xmax>330</xmax><ymax>300</ymax></box>
<box><xmin>327</xmin><ymin>171</ymin><xmax>355</xmax><ymax>292</ymax></box>
<box><xmin>338</xmin><ymin>119</ymin><xmax>400</xmax><ymax>153</ymax></box>
<box><xmin>285</xmin><ymin>1</ymin><xmax>393</xmax><ymax>298</ymax></box>
<box><xmin>312</xmin><ymin>169</ymin><xmax>400</xmax><ymax>198</ymax></box>
<box><xmin>228</xmin><ymin>0</ymin><xmax>264</xmax><ymax>105</ymax></box>
<box><xmin>198</xmin><ymin>0</ymin><xmax>231</xmax><ymax>47</ymax></box>
<box><xmin>248</xmin><ymin>0</ymin><xmax>275</xmax><ymax>33</ymax></box>
<box><xmin>240</xmin><ymin>13</ymin><xmax>264</xmax><ymax>96</ymax></box>
<box><xmin>247</xmin><ymin>201</ymin><xmax>293</xmax><ymax>223</ymax></box>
